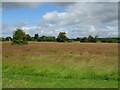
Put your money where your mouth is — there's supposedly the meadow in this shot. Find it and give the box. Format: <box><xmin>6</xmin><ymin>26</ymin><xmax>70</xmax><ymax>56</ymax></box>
<box><xmin>2</xmin><ymin>42</ymin><xmax>119</xmax><ymax>88</ymax></box>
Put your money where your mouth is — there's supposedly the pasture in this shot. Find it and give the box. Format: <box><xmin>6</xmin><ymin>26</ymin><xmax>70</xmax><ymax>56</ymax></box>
<box><xmin>2</xmin><ymin>42</ymin><xmax>119</xmax><ymax>88</ymax></box>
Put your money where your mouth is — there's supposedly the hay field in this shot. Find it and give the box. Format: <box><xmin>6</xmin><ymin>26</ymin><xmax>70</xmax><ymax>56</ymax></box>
<box><xmin>2</xmin><ymin>42</ymin><xmax>118</xmax><ymax>88</ymax></box>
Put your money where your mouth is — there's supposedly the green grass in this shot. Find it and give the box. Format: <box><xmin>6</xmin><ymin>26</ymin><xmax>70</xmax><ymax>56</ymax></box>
<box><xmin>2</xmin><ymin>61</ymin><xmax>118</xmax><ymax>88</ymax></box>
<box><xmin>2</xmin><ymin>42</ymin><xmax>119</xmax><ymax>88</ymax></box>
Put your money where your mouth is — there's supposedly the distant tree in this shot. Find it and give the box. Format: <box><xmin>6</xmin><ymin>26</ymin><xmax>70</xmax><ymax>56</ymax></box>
<box><xmin>6</xmin><ymin>37</ymin><xmax>12</xmax><ymax>41</ymax></box>
<box><xmin>57</xmin><ymin>32</ymin><xmax>68</xmax><ymax>42</ymax></box>
<box><xmin>37</xmin><ymin>37</ymin><xmax>42</xmax><ymax>41</ymax></box>
<box><xmin>67</xmin><ymin>39</ymin><xmax>73</xmax><ymax>42</ymax></box>
<box><xmin>94</xmin><ymin>35</ymin><xmax>98</xmax><ymax>43</ymax></box>
<box><xmin>38</xmin><ymin>36</ymin><xmax>56</xmax><ymax>42</ymax></box>
<box><xmin>34</xmin><ymin>34</ymin><xmax>39</xmax><ymax>40</ymax></box>
<box><xmin>45</xmin><ymin>36</ymin><xmax>56</xmax><ymax>42</ymax></box>
<box><xmin>0</xmin><ymin>38</ymin><xmax>2</xmax><ymax>41</ymax></box>
<box><xmin>106</xmin><ymin>38</ymin><xmax>114</xmax><ymax>43</ymax></box>
<box><xmin>88</xmin><ymin>35</ymin><xmax>94</xmax><ymax>42</ymax></box>
<box><xmin>26</xmin><ymin>34</ymin><xmax>31</xmax><ymax>41</ymax></box>
<box><xmin>76</xmin><ymin>37</ymin><xmax>80</xmax><ymax>41</ymax></box>
<box><xmin>41</xmin><ymin>36</ymin><xmax>47</xmax><ymax>41</ymax></box>
<box><xmin>2</xmin><ymin>37</ymin><xmax>6</xmax><ymax>41</ymax></box>
<box><xmin>101</xmin><ymin>38</ymin><xmax>107</xmax><ymax>43</ymax></box>
<box><xmin>118</xmin><ymin>39</ymin><xmax>120</xmax><ymax>43</ymax></box>
<box><xmin>31</xmin><ymin>37</ymin><xmax>36</xmax><ymax>41</ymax></box>
<box><xmin>12</xmin><ymin>29</ymin><xmax>28</xmax><ymax>45</ymax></box>
<box><xmin>100</xmin><ymin>38</ymin><xmax>116</xmax><ymax>43</ymax></box>
<box><xmin>80</xmin><ymin>37</ymin><xmax>88</xmax><ymax>42</ymax></box>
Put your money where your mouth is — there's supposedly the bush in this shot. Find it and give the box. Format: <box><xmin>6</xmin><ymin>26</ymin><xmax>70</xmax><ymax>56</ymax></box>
<box><xmin>57</xmin><ymin>32</ymin><xmax>68</xmax><ymax>42</ymax></box>
<box><xmin>12</xmin><ymin>29</ymin><xmax>28</xmax><ymax>45</ymax></box>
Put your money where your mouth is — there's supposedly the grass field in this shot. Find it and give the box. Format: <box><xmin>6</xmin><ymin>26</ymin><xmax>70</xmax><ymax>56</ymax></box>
<box><xmin>2</xmin><ymin>42</ymin><xmax>119</xmax><ymax>88</ymax></box>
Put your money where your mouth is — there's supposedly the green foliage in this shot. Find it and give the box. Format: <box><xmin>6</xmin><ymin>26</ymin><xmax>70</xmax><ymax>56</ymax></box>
<box><xmin>80</xmin><ymin>35</ymin><xmax>119</xmax><ymax>43</ymax></box>
<box><xmin>1</xmin><ymin>38</ymin><xmax>6</xmax><ymax>41</ymax></box>
<box><xmin>0</xmin><ymin>37</ymin><xmax>12</xmax><ymax>41</ymax></box>
<box><xmin>80</xmin><ymin>35</ymin><xmax>98</xmax><ymax>43</ymax></box>
<box><xmin>34</xmin><ymin>34</ymin><xmax>39</xmax><ymax>40</ymax></box>
<box><xmin>38</xmin><ymin>36</ymin><xmax>56</xmax><ymax>42</ymax></box>
<box><xmin>80</xmin><ymin>37</ymin><xmax>88</xmax><ymax>42</ymax></box>
<box><xmin>57</xmin><ymin>32</ymin><xmax>68</xmax><ymax>42</ymax></box>
<box><xmin>30</xmin><ymin>37</ymin><xmax>36</xmax><ymax>41</ymax></box>
<box><xmin>26</xmin><ymin>34</ymin><xmax>31</xmax><ymax>41</ymax></box>
<box><xmin>100</xmin><ymin>38</ymin><xmax>118</xmax><ymax>43</ymax></box>
<box><xmin>12</xmin><ymin>29</ymin><xmax>28</xmax><ymax>45</ymax></box>
<box><xmin>6</xmin><ymin>37</ymin><xmax>12</xmax><ymax>41</ymax></box>
<box><xmin>3</xmin><ymin>30</ymin><xmax>120</xmax><ymax>43</ymax></box>
<box><xmin>67</xmin><ymin>39</ymin><xmax>73</xmax><ymax>42</ymax></box>
<box><xmin>118</xmin><ymin>39</ymin><xmax>120</xmax><ymax>43</ymax></box>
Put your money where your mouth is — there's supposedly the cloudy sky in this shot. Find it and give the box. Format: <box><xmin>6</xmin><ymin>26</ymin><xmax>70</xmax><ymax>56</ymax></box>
<box><xmin>2</xmin><ymin>2</ymin><xmax>118</xmax><ymax>38</ymax></box>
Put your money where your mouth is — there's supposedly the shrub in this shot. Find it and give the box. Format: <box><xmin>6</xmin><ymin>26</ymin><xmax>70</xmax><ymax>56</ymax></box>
<box><xmin>12</xmin><ymin>29</ymin><xmax>28</xmax><ymax>45</ymax></box>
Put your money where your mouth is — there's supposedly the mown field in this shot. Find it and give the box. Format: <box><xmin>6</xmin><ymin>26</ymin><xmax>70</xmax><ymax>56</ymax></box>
<box><xmin>2</xmin><ymin>42</ymin><xmax>119</xmax><ymax>88</ymax></box>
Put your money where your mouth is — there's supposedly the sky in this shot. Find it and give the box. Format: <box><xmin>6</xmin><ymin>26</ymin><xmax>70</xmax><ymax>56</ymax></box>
<box><xmin>2</xmin><ymin>2</ymin><xmax>118</xmax><ymax>38</ymax></box>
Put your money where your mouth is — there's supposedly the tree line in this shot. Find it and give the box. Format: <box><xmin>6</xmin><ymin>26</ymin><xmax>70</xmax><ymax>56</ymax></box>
<box><xmin>1</xmin><ymin>29</ymin><xmax>120</xmax><ymax>45</ymax></box>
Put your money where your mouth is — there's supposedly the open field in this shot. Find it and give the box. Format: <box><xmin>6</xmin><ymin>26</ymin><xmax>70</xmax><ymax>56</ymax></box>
<box><xmin>2</xmin><ymin>42</ymin><xmax>119</xmax><ymax>88</ymax></box>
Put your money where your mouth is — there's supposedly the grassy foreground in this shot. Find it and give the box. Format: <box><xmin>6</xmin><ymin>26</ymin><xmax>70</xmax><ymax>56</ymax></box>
<box><xmin>2</xmin><ymin>42</ymin><xmax>119</xmax><ymax>88</ymax></box>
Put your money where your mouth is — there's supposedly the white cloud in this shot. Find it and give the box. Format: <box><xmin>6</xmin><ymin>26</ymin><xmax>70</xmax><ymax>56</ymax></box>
<box><xmin>40</xmin><ymin>2</ymin><xmax>118</xmax><ymax>38</ymax></box>
<box><xmin>43</xmin><ymin>2</ymin><xmax>118</xmax><ymax>25</ymax></box>
<box><xmin>88</xmin><ymin>25</ymin><xmax>97</xmax><ymax>34</ymax></box>
<box><xmin>2</xmin><ymin>2</ymin><xmax>118</xmax><ymax>38</ymax></box>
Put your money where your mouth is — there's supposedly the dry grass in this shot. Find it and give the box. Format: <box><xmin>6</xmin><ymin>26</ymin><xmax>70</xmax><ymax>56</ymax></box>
<box><xmin>2</xmin><ymin>41</ymin><xmax>119</xmax><ymax>88</ymax></box>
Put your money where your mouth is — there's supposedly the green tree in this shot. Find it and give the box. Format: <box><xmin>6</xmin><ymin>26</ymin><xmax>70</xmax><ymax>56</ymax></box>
<box><xmin>31</xmin><ymin>37</ymin><xmax>36</xmax><ymax>41</ymax></box>
<box><xmin>2</xmin><ymin>37</ymin><xmax>6</xmax><ymax>41</ymax></box>
<box><xmin>26</xmin><ymin>34</ymin><xmax>31</xmax><ymax>41</ymax></box>
<box><xmin>6</xmin><ymin>37</ymin><xmax>12</xmax><ymax>41</ymax></box>
<box><xmin>34</xmin><ymin>34</ymin><xmax>39</xmax><ymax>40</ymax></box>
<box><xmin>94</xmin><ymin>35</ymin><xmax>98</xmax><ymax>43</ymax></box>
<box><xmin>12</xmin><ymin>29</ymin><xmax>28</xmax><ymax>45</ymax></box>
<box><xmin>101</xmin><ymin>38</ymin><xmax>107</xmax><ymax>43</ymax></box>
<box><xmin>57</xmin><ymin>32</ymin><xmax>68</xmax><ymax>42</ymax></box>
<box><xmin>38</xmin><ymin>36</ymin><xmax>56</xmax><ymax>42</ymax></box>
<box><xmin>88</xmin><ymin>35</ymin><xmax>94</xmax><ymax>42</ymax></box>
<box><xmin>80</xmin><ymin>37</ymin><xmax>88</xmax><ymax>42</ymax></box>
<box><xmin>76</xmin><ymin>37</ymin><xmax>80</xmax><ymax>41</ymax></box>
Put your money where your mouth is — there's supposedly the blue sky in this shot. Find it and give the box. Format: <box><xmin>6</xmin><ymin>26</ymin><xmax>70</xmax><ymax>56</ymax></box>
<box><xmin>2</xmin><ymin>2</ymin><xmax>118</xmax><ymax>38</ymax></box>
<box><xmin>3</xmin><ymin>3</ymin><xmax>65</xmax><ymax>26</ymax></box>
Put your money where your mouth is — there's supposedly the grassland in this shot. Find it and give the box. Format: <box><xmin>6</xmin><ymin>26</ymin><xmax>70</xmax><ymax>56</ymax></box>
<box><xmin>2</xmin><ymin>42</ymin><xmax>119</xmax><ymax>88</ymax></box>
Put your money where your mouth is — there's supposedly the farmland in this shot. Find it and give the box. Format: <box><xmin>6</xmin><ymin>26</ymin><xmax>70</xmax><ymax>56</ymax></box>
<box><xmin>2</xmin><ymin>42</ymin><xmax>119</xmax><ymax>88</ymax></box>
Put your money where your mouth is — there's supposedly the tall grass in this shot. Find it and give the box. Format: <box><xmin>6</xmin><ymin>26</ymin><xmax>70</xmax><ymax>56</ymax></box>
<box><xmin>2</xmin><ymin>42</ymin><xmax>118</xmax><ymax>88</ymax></box>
